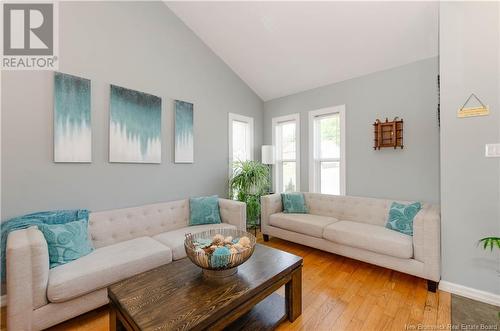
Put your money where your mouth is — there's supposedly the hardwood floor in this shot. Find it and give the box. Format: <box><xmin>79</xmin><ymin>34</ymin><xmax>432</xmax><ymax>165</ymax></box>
<box><xmin>0</xmin><ymin>236</ymin><xmax>451</xmax><ymax>331</ymax></box>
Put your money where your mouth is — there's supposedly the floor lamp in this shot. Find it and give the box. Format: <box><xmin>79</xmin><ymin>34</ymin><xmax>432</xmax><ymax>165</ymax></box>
<box><xmin>261</xmin><ymin>145</ymin><xmax>275</xmax><ymax>194</ymax></box>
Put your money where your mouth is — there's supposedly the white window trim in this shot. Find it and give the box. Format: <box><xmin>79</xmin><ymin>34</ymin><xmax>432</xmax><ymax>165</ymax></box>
<box><xmin>228</xmin><ymin>113</ymin><xmax>254</xmax><ymax>172</ymax></box>
<box><xmin>272</xmin><ymin>113</ymin><xmax>301</xmax><ymax>193</ymax></box>
<box><xmin>308</xmin><ymin>105</ymin><xmax>346</xmax><ymax>195</ymax></box>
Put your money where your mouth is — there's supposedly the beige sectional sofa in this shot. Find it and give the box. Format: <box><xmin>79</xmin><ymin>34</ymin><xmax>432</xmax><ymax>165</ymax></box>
<box><xmin>261</xmin><ymin>193</ymin><xmax>440</xmax><ymax>290</ymax></box>
<box><xmin>6</xmin><ymin>198</ymin><xmax>246</xmax><ymax>331</ymax></box>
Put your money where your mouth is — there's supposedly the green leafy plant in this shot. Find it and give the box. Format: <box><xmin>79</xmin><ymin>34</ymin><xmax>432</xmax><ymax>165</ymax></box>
<box><xmin>229</xmin><ymin>160</ymin><xmax>271</xmax><ymax>228</ymax></box>
<box><xmin>478</xmin><ymin>236</ymin><xmax>500</xmax><ymax>319</ymax></box>
<box><xmin>478</xmin><ymin>237</ymin><xmax>500</xmax><ymax>251</ymax></box>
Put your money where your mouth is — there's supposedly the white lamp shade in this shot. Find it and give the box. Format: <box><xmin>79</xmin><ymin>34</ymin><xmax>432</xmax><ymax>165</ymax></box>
<box><xmin>261</xmin><ymin>145</ymin><xmax>275</xmax><ymax>165</ymax></box>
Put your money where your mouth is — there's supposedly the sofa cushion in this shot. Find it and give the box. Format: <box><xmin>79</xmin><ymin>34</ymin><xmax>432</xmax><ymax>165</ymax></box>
<box><xmin>152</xmin><ymin>223</ymin><xmax>236</xmax><ymax>260</ymax></box>
<box><xmin>323</xmin><ymin>221</ymin><xmax>413</xmax><ymax>259</ymax></box>
<box><xmin>89</xmin><ymin>199</ymin><xmax>189</xmax><ymax>249</ymax></box>
<box><xmin>269</xmin><ymin>213</ymin><xmax>338</xmax><ymax>238</ymax></box>
<box><xmin>47</xmin><ymin>237</ymin><xmax>172</xmax><ymax>303</ymax></box>
<box><xmin>303</xmin><ymin>193</ymin><xmax>395</xmax><ymax>226</ymax></box>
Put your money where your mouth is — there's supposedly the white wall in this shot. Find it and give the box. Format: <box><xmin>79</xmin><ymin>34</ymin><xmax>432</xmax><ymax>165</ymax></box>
<box><xmin>440</xmin><ymin>2</ymin><xmax>500</xmax><ymax>295</ymax></box>
<box><xmin>1</xmin><ymin>1</ymin><xmax>264</xmax><ymax>220</ymax></box>
<box><xmin>264</xmin><ymin>58</ymin><xmax>440</xmax><ymax>203</ymax></box>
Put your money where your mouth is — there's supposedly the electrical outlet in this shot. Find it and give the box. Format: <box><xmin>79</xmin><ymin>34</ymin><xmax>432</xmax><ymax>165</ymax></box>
<box><xmin>485</xmin><ymin>144</ymin><xmax>500</xmax><ymax>157</ymax></box>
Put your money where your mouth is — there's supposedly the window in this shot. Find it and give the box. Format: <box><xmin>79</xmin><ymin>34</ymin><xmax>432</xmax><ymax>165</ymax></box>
<box><xmin>272</xmin><ymin>113</ymin><xmax>300</xmax><ymax>193</ymax></box>
<box><xmin>309</xmin><ymin>105</ymin><xmax>345</xmax><ymax>195</ymax></box>
<box><xmin>228</xmin><ymin>113</ymin><xmax>254</xmax><ymax>170</ymax></box>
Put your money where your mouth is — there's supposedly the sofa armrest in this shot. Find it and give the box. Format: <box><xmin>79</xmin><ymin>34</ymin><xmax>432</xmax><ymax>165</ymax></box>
<box><xmin>7</xmin><ymin>227</ymin><xmax>49</xmax><ymax>331</ymax></box>
<box><xmin>261</xmin><ymin>194</ymin><xmax>283</xmax><ymax>234</ymax></box>
<box><xmin>412</xmin><ymin>204</ymin><xmax>441</xmax><ymax>281</ymax></box>
<box><xmin>219</xmin><ymin>198</ymin><xmax>246</xmax><ymax>231</ymax></box>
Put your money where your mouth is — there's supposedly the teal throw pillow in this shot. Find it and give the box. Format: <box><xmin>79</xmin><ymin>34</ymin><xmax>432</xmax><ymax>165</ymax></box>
<box><xmin>281</xmin><ymin>193</ymin><xmax>308</xmax><ymax>214</ymax></box>
<box><xmin>189</xmin><ymin>195</ymin><xmax>222</xmax><ymax>226</ymax></box>
<box><xmin>385</xmin><ymin>202</ymin><xmax>422</xmax><ymax>236</ymax></box>
<box><xmin>38</xmin><ymin>219</ymin><xmax>94</xmax><ymax>268</ymax></box>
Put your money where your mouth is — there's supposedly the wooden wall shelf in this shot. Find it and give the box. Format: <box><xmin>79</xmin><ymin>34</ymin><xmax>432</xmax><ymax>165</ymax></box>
<box><xmin>373</xmin><ymin>117</ymin><xmax>403</xmax><ymax>150</ymax></box>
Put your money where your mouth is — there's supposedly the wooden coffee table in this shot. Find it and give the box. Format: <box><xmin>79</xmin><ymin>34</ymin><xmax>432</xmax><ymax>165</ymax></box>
<box><xmin>108</xmin><ymin>244</ymin><xmax>303</xmax><ymax>331</ymax></box>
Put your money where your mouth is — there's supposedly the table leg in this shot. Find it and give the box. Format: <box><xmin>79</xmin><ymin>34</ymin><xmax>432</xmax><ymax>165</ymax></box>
<box><xmin>109</xmin><ymin>304</ymin><xmax>126</xmax><ymax>331</ymax></box>
<box><xmin>110</xmin><ymin>305</ymin><xmax>118</xmax><ymax>331</ymax></box>
<box><xmin>285</xmin><ymin>265</ymin><xmax>302</xmax><ymax>322</ymax></box>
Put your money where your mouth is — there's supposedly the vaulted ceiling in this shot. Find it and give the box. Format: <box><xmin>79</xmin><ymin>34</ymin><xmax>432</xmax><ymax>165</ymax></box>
<box><xmin>166</xmin><ymin>1</ymin><xmax>439</xmax><ymax>101</ymax></box>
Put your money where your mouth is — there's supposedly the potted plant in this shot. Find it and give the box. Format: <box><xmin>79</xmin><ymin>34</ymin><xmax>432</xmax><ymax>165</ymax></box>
<box><xmin>478</xmin><ymin>236</ymin><xmax>500</xmax><ymax>319</ymax></box>
<box><xmin>479</xmin><ymin>236</ymin><xmax>500</xmax><ymax>251</ymax></box>
<box><xmin>229</xmin><ymin>160</ymin><xmax>271</xmax><ymax>231</ymax></box>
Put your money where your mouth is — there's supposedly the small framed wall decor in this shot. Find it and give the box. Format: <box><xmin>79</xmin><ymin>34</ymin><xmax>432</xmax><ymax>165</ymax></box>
<box><xmin>457</xmin><ymin>93</ymin><xmax>489</xmax><ymax>118</ymax></box>
<box><xmin>373</xmin><ymin>117</ymin><xmax>403</xmax><ymax>150</ymax></box>
<box><xmin>174</xmin><ymin>100</ymin><xmax>194</xmax><ymax>163</ymax></box>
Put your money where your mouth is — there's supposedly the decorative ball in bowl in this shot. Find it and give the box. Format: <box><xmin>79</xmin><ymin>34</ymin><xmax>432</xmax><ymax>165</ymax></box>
<box><xmin>184</xmin><ymin>229</ymin><xmax>256</xmax><ymax>278</ymax></box>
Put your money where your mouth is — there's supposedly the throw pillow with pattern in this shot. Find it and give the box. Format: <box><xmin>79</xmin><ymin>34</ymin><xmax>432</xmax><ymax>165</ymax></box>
<box><xmin>189</xmin><ymin>195</ymin><xmax>222</xmax><ymax>226</ymax></box>
<box><xmin>281</xmin><ymin>193</ymin><xmax>308</xmax><ymax>214</ymax></box>
<box><xmin>385</xmin><ymin>202</ymin><xmax>422</xmax><ymax>236</ymax></box>
<box><xmin>38</xmin><ymin>219</ymin><xmax>94</xmax><ymax>268</ymax></box>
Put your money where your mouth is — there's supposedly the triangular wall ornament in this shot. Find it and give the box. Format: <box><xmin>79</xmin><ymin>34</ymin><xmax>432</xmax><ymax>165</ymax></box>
<box><xmin>457</xmin><ymin>93</ymin><xmax>489</xmax><ymax>118</ymax></box>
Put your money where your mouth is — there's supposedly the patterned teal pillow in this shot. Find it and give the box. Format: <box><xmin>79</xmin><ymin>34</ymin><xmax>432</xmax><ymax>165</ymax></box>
<box><xmin>38</xmin><ymin>219</ymin><xmax>94</xmax><ymax>268</ymax></box>
<box><xmin>281</xmin><ymin>193</ymin><xmax>308</xmax><ymax>214</ymax></box>
<box><xmin>385</xmin><ymin>202</ymin><xmax>422</xmax><ymax>236</ymax></box>
<box><xmin>189</xmin><ymin>195</ymin><xmax>222</xmax><ymax>226</ymax></box>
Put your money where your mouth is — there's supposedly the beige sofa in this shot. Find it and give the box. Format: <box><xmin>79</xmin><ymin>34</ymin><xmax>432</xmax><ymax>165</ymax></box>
<box><xmin>261</xmin><ymin>193</ymin><xmax>440</xmax><ymax>291</ymax></box>
<box><xmin>6</xmin><ymin>198</ymin><xmax>246</xmax><ymax>331</ymax></box>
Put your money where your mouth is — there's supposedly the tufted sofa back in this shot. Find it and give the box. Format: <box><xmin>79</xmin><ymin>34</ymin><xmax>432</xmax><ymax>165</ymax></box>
<box><xmin>303</xmin><ymin>193</ymin><xmax>414</xmax><ymax>226</ymax></box>
<box><xmin>89</xmin><ymin>199</ymin><xmax>189</xmax><ymax>248</ymax></box>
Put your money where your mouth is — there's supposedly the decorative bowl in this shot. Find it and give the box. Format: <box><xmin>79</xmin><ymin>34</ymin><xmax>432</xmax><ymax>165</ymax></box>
<box><xmin>184</xmin><ymin>229</ymin><xmax>256</xmax><ymax>278</ymax></box>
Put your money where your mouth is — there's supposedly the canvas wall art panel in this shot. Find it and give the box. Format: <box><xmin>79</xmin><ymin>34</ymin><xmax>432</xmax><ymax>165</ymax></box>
<box><xmin>54</xmin><ymin>72</ymin><xmax>92</xmax><ymax>163</ymax></box>
<box><xmin>109</xmin><ymin>85</ymin><xmax>162</xmax><ymax>163</ymax></box>
<box><xmin>174</xmin><ymin>100</ymin><xmax>194</xmax><ymax>163</ymax></box>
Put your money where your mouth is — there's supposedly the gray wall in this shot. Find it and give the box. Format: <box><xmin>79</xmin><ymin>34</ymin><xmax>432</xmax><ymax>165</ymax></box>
<box><xmin>1</xmin><ymin>1</ymin><xmax>263</xmax><ymax>220</ymax></box>
<box><xmin>264</xmin><ymin>57</ymin><xmax>440</xmax><ymax>204</ymax></box>
<box><xmin>440</xmin><ymin>2</ymin><xmax>500</xmax><ymax>294</ymax></box>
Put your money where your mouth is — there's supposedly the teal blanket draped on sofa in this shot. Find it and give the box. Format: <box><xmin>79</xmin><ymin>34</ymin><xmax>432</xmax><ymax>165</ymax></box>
<box><xmin>0</xmin><ymin>209</ymin><xmax>89</xmax><ymax>281</ymax></box>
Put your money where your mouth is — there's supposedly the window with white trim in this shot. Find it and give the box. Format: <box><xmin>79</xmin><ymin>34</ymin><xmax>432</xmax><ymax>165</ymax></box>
<box><xmin>228</xmin><ymin>113</ymin><xmax>254</xmax><ymax>170</ymax></box>
<box><xmin>272</xmin><ymin>113</ymin><xmax>300</xmax><ymax>193</ymax></box>
<box><xmin>309</xmin><ymin>106</ymin><xmax>346</xmax><ymax>195</ymax></box>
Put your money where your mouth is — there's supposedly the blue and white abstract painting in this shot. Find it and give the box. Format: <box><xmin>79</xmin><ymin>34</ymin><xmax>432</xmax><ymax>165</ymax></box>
<box><xmin>174</xmin><ymin>100</ymin><xmax>194</xmax><ymax>163</ymax></box>
<box><xmin>54</xmin><ymin>72</ymin><xmax>92</xmax><ymax>163</ymax></box>
<box><xmin>109</xmin><ymin>85</ymin><xmax>162</xmax><ymax>163</ymax></box>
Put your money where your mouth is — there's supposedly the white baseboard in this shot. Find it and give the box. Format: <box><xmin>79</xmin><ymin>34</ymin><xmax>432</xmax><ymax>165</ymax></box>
<box><xmin>0</xmin><ymin>294</ymin><xmax>6</xmax><ymax>307</ymax></box>
<box><xmin>439</xmin><ymin>280</ymin><xmax>500</xmax><ymax>307</ymax></box>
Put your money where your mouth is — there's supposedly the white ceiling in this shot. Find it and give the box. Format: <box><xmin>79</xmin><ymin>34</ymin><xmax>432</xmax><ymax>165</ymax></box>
<box><xmin>166</xmin><ymin>1</ymin><xmax>439</xmax><ymax>101</ymax></box>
